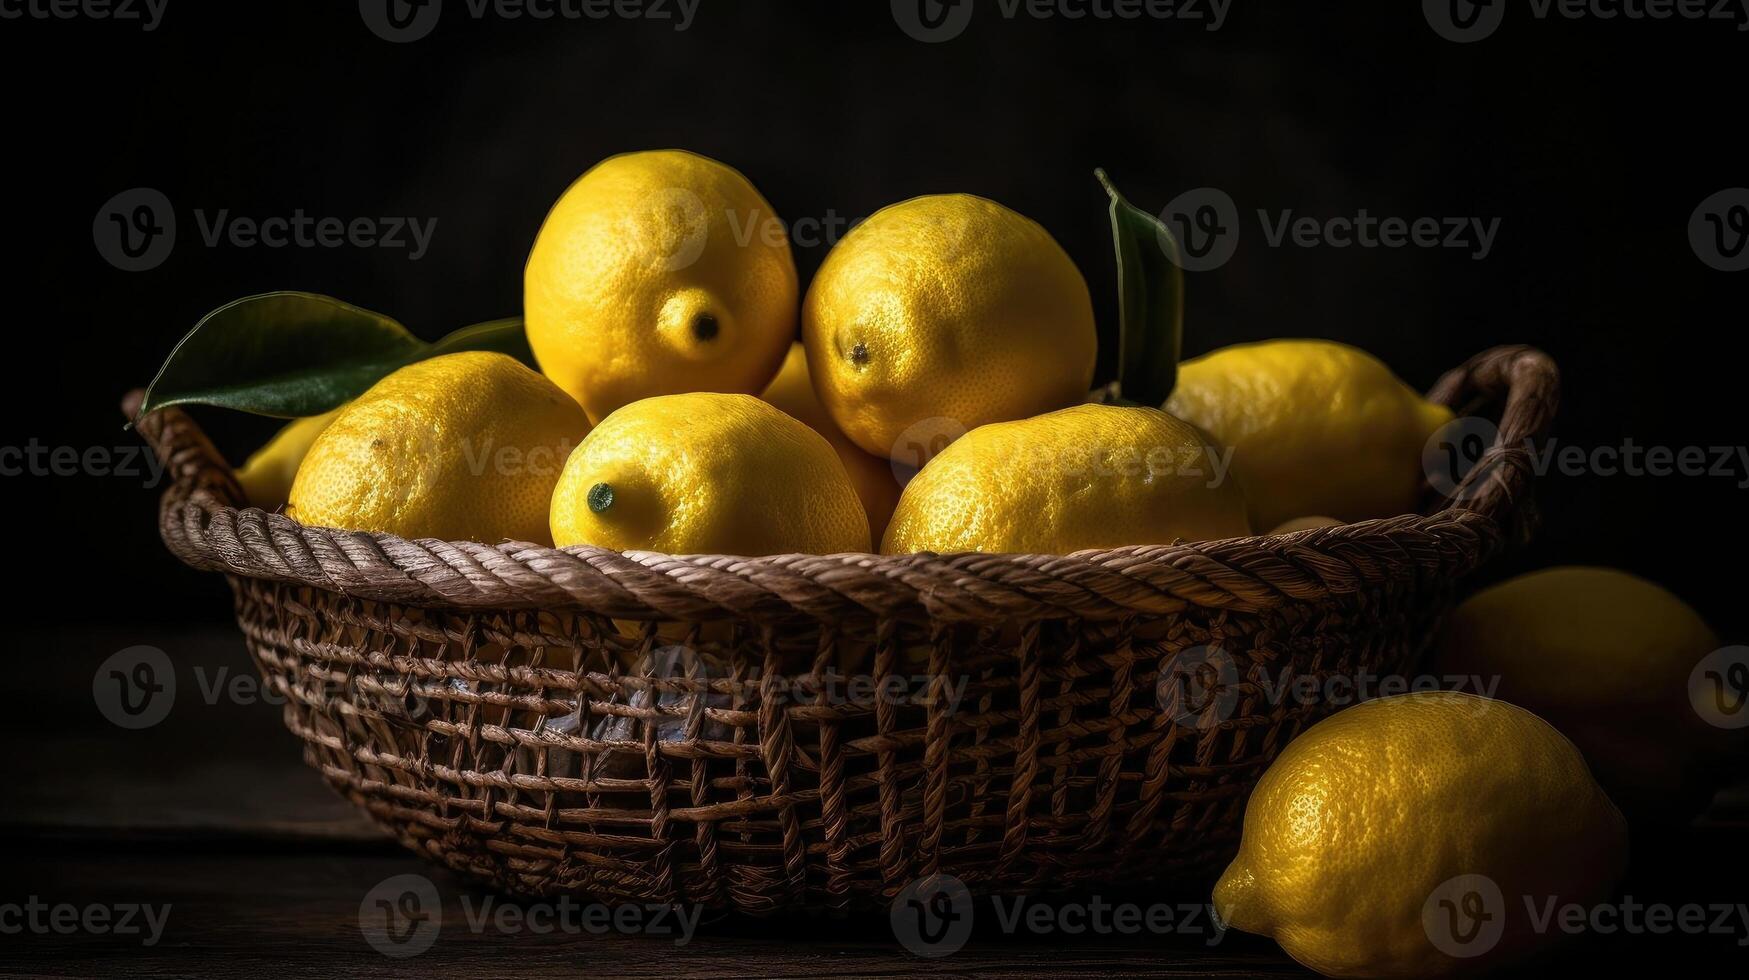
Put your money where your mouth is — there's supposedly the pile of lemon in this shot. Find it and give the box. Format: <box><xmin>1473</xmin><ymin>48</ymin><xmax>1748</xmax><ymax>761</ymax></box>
<box><xmin>243</xmin><ymin>149</ymin><xmax>1453</xmax><ymax>558</ymax></box>
<box><xmin>232</xmin><ymin>150</ymin><xmax>1743</xmax><ymax>978</ymax></box>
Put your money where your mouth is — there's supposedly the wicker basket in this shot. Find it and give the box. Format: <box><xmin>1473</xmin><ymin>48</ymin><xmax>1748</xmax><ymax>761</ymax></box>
<box><xmin>131</xmin><ymin>345</ymin><xmax>1557</xmax><ymax>914</ymax></box>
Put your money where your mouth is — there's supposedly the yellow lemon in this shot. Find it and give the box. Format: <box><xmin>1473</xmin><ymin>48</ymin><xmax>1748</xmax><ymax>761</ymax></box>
<box><xmin>550</xmin><ymin>392</ymin><xmax>869</xmax><ymax>556</ymax></box>
<box><xmin>524</xmin><ymin>149</ymin><xmax>798</xmax><ymax>423</ymax></box>
<box><xmin>802</xmin><ymin>193</ymin><xmax>1097</xmax><ymax>463</ymax></box>
<box><xmin>1430</xmin><ymin>566</ymin><xmax>1737</xmax><ymax>823</ymax></box>
<box><xmin>287</xmin><ymin>351</ymin><xmax>588</xmax><ymax>544</ymax></box>
<box><xmin>760</xmin><ymin>342</ymin><xmax>904</xmax><ymax>543</ymax></box>
<box><xmin>882</xmin><ymin>403</ymin><xmax>1250</xmax><ymax>555</ymax></box>
<box><xmin>235</xmin><ymin>405</ymin><xmax>342</xmax><ymax>509</ymax></box>
<box><xmin>1213</xmin><ymin>691</ymin><xmax>1627</xmax><ymax>978</ymax></box>
<box><xmin>1165</xmin><ymin>340</ymin><xmax>1452</xmax><ymax>531</ymax></box>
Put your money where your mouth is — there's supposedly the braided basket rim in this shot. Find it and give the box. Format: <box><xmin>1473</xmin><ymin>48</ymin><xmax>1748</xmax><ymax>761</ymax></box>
<box><xmin>132</xmin><ymin>345</ymin><xmax>1559</xmax><ymax>624</ymax></box>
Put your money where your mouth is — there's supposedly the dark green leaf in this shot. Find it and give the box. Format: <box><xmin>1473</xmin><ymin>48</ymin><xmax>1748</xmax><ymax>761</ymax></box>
<box><xmin>1096</xmin><ymin>169</ymin><xmax>1185</xmax><ymax>406</ymax></box>
<box><xmin>136</xmin><ymin>292</ymin><xmax>536</xmax><ymax>421</ymax></box>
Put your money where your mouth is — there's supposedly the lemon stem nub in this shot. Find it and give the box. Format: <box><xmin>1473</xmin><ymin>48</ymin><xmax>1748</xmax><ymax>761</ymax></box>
<box><xmin>850</xmin><ymin>342</ymin><xmax>869</xmax><ymax>367</ymax></box>
<box><xmin>691</xmin><ymin>312</ymin><xmax>719</xmax><ymax>342</ymax></box>
<box><xmin>587</xmin><ymin>482</ymin><xmax>615</xmax><ymax>514</ymax></box>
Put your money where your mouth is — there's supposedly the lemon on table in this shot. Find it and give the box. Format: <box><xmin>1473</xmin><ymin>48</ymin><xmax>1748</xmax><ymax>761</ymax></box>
<box><xmin>235</xmin><ymin>405</ymin><xmax>342</xmax><ymax>509</ymax></box>
<box><xmin>550</xmin><ymin>392</ymin><xmax>869</xmax><ymax>556</ymax></box>
<box><xmin>802</xmin><ymin>193</ymin><xmax>1096</xmax><ymax>464</ymax></box>
<box><xmin>761</xmin><ymin>342</ymin><xmax>904</xmax><ymax>543</ymax></box>
<box><xmin>881</xmin><ymin>403</ymin><xmax>1250</xmax><ymax>555</ymax></box>
<box><xmin>1213</xmin><ymin>692</ymin><xmax>1627</xmax><ymax>978</ymax></box>
<box><xmin>1165</xmin><ymin>339</ymin><xmax>1452</xmax><ymax>532</ymax></box>
<box><xmin>1431</xmin><ymin>566</ymin><xmax>1736</xmax><ymax>823</ymax></box>
<box><xmin>287</xmin><ymin>351</ymin><xmax>588</xmax><ymax>545</ymax></box>
<box><xmin>524</xmin><ymin>149</ymin><xmax>798</xmax><ymax>423</ymax></box>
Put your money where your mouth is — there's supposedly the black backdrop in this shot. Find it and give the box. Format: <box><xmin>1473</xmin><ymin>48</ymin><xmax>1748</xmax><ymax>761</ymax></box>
<box><xmin>4</xmin><ymin>1</ymin><xmax>1743</xmax><ymax>637</ymax></box>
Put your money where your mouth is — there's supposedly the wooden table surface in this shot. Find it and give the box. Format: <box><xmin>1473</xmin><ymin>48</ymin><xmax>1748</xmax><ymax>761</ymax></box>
<box><xmin>9</xmin><ymin>624</ymin><xmax>1747</xmax><ymax>977</ymax></box>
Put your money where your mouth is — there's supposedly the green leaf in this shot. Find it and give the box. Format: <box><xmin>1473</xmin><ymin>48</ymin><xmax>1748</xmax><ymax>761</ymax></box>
<box><xmin>135</xmin><ymin>292</ymin><xmax>536</xmax><ymax>421</ymax></box>
<box><xmin>1096</xmin><ymin>169</ymin><xmax>1185</xmax><ymax>406</ymax></box>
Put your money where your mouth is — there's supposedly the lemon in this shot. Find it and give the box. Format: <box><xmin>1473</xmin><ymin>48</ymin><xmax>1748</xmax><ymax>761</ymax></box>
<box><xmin>882</xmin><ymin>403</ymin><xmax>1250</xmax><ymax>555</ymax></box>
<box><xmin>760</xmin><ymin>342</ymin><xmax>904</xmax><ymax>543</ymax></box>
<box><xmin>1431</xmin><ymin>566</ymin><xmax>1735</xmax><ymax>823</ymax></box>
<box><xmin>1213</xmin><ymin>692</ymin><xmax>1627</xmax><ymax>978</ymax></box>
<box><xmin>524</xmin><ymin>149</ymin><xmax>798</xmax><ymax>424</ymax></box>
<box><xmin>802</xmin><ymin>193</ymin><xmax>1096</xmax><ymax>463</ymax></box>
<box><xmin>550</xmin><ymin>392</ymin><xmax>869</xmax><ymax>556</ymax></box>
<box><xmin>287</xmin><ymin>351</ymin><xmax>588</xmax><ymax>544</ymax></box>
<box><xmin>1165</xmin><ymin>340</ymin><xmax>1452</xmax><ymax>532</ymax></box>
<box><xmin>235</xmin><ymin>405</ymin><xmax>342</xmax><ymax>509</ymax></box>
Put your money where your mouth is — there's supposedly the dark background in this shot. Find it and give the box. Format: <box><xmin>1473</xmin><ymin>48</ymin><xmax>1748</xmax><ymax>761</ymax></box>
<box><xmin>4</xmin><ymin>3</ymin><xmax>1748</xmax><ymax>974</ymax></box>
<box><xmin>3</xmin><ymin>3</ymin><xmax>1743</xmax><ymax>630</ymax></box>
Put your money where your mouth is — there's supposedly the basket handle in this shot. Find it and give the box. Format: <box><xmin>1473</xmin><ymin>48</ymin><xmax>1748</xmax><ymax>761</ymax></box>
<box><xmin>1424</xmin><ymin>344</ymin><xmax>1561</xmax><ymax>537</ymax></box>
<box><xmin>123</xmin><ymin>390</ymin><xmax>248</xmax><ymax>566</ymax></box>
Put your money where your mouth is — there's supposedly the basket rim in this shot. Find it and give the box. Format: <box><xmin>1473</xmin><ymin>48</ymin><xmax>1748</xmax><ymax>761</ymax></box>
<box><xmin>131</xmin><ymin>345</ymin><xmax>1559</xmax><ymax>623</ymax></box>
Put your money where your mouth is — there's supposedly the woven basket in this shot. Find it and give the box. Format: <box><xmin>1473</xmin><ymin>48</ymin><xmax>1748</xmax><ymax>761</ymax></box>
<box><xmin>131</xmin><ymin>345</ymin><xmax>1557</xmax><ymax>914</ymax></box>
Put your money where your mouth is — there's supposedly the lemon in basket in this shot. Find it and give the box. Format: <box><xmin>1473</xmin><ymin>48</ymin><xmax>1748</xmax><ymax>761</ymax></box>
<box><xmin>1165</xmin><ymin>339</ymin><xmax>1452</xmax><ymax>531</ymax></box>
<box><xmin>550</xmin><ymin>392</ymin><xmax>869</xmax><ymax>555</ymax></box>
<box><xmin>235</xmin><ymin>405</ymin><xmax>342</xmax><ymax>509</ymax></box>
<box><xmin>761</xmin><ymin>341</ymin><xmax>904</xmax><ymax>543</ymax></box>
<box><xmin>802</xmin><ymin>193</ymin><xmax>1097</xmax><ymax>465</ymax></box>
<box><xmin>1431</xmin><ymin>566</ymin><xmax>1738</xmax><ymax>823</ymax></box>
<box><xmin>287</xmin><ymin>351</ymin><xmax>589</xmax><ymax>545</ymax></box>
<box><xmin>882</xmin><ymin>403</ymin><xmax>1250</xmax><ymax>554</ymax></box>
<box><xmin>524</xmin><ymin>149</ymin><xmax>798</xmax><ymax>424</ymax></box>
<box><xmin>1213</xmin><ymin>691</ymin><xmax>1627</xmax><ymax>978</ymax></box>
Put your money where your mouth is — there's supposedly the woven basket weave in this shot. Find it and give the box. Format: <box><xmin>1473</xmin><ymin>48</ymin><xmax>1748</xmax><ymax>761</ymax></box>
<box><xmin>132</xmin><ymin>345</ymin><xmax>1557</xmax><ymax>914</ymax></box>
